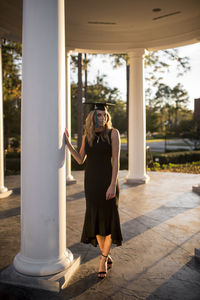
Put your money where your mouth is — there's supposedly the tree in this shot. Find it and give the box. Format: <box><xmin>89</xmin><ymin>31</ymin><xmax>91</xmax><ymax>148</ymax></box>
<box><xmin>111</xmin><ymin>100</ymin><xmax>127</xmax><ymax>133</ymax></box>
<box><xmin>109</xmin><ymin>54</ymin><xmax>129</xmax><ymax>136</ymax></box>
<box><xmin>171</xmin><ymin>83</ymin><xmax>189</xmax><ymax>128</ymax></box>
<box><xmin>70</xmin><ymin>52</ymin><xmax>93</xmax><ymax>120</ymax></box>
<box><xmin>146</xmin><ymin>106</ymin><xmax>160</xmax><ymax>133</ymax></box>
<box><xmin>71</xmin><ymin>75</ymin><xmax>126</xmax><ymax>135</ymax></box>
<box><xmin>77</xmin><ymin>53</ymin><xmax>83</xmax><ymax>151</ymax></box>
<box><xmin>144</xmin><ymin>49</ymin><xmax>190</xmax><ymax>87</ymax></box>
<box><xmin>71</xmin><ymin>52</ymin><xmax>94</xmax><ymax>149</ymax></box>
<box><xmin>2</xmin><ymin>39</ymin><xmax>22</xmax><ymax>149</ymax></box>
<box><xmin>110</xmin><ymin>49</ymin><xmax>190</xmax><ymax>90</ymax></box>
<box><xmin>154</xmin><ymin>83</ymin><xmax>189</xmax><ymax>133</ymax></box>
<box><xmin>83</xmin><ymin>53</ymin><xmax>90</xmax><ymax>119</ymax></box>
<box><xmin>110</xmin><ymin>50</ymin><xmax>190</xmax><ymax>131</ymax></box>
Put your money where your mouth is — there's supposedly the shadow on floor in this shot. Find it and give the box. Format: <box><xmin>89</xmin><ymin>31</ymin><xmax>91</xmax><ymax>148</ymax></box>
<box><xmin>66</xmin><ymin>191</ymin><xmax>85</xmax><ymax>202</ymax></box>
<box><xmin>0</xmin><ymin>207</ymin><xmax>20</xmax><ymax>220</ymax></box>
<box><xmin>60</xmin><ymin>271</ymin><xmax>99</xmax><ymax>299</ymax></box>
<box><xmin>68</xmin><ymin>193</ymin><xmax>200</xmax><ymax>265</ymax></box>
<box><xmin>122</xmin><ymin>191</ymin><xmax>200</xmax><ymax>243</ymax></box>
<box><xmin>146</xmin><ymin>257</ymin><xmax>200</xmax><ymax>300</ymax></box>
<box><xmin>0</xmin><ymin>271</ymin><xmax>99</xmax><ymax>300</ymax></box>
<box><xmin>0</xmin><ymin>282</ymin><xmax>58</xmax><ymax>300</ymax></box>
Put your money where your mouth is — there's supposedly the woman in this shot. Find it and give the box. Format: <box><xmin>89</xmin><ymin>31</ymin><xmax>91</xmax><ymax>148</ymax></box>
<box><xmin>65</xmin><ymin>102</ymin><xmax>122</xmax><ymax>279</ymax></box>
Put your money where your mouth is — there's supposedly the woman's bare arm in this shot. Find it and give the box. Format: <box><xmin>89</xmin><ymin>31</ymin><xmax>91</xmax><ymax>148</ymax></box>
<box><xmin>106</xmin><ymin>128</ymin><xmax>120</xmax><ymax>200</ymax></box>
<box><xmin>65</xmin><ymin>128</ymin><xmax>86</xmax><ymax>165</ymax></box>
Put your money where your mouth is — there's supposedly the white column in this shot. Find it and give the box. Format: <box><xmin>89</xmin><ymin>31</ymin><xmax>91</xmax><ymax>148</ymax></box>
<box><xmin>66</xmin><ymin>51</ymin><xmax>76</xmax><ymax>184</ymax></box>
<box><xmin>0</xmin><ymin>40</ymin><xmax>12</xmax><ymax>199</ymax></box>
<box><xmin>14</xmin><ymin>0</ymin><xmax>73</xmax><ymax>276</ymax></box>
<box><xmin>126</xmin><ymin>49</ymin><xmax>149</xmax><ymax>184</ymax></box>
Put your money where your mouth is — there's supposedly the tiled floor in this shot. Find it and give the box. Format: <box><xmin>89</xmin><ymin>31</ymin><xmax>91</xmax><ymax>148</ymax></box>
<box><xmin>0</xmin><ymin>171</ymin><xmax>200</xmax><ymax>299</ymax></box>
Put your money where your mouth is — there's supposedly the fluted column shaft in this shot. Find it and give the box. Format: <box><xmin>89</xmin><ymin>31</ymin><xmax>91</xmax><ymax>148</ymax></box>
<box><xmin>14</xmin><ymin>0</ymin><xmax>73</xmax><ymax>276</ymax></box>
<box><xmin>126</xmin><ymin>49</ymin><xmax>149</xmax><ymax>184</ymax></box>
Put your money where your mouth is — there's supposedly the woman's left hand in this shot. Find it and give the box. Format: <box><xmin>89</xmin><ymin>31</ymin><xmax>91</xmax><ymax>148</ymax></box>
<box><xmin>106</xmin><ymin>184</ymin><xmax>116</xmax><ymax>200</ymax></box>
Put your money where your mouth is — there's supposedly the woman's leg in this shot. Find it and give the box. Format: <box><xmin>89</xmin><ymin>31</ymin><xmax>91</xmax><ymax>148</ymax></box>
<box><xmin>103</xmin><ymin>234</ymin><xmax>113</xmax><ymax>266</ymax></box>
<box><xmin>97</xmin><ymin>234</ymin><xmax>112</xmax><ymax>278</ymax></box>
<box><xmin>96</xmin><ymin>235</ymin><xmax>105</xmax><ymax>253</ymax></box>
<box><xmin>102</xmin><ymin>234</ymin><xmax>112</xmax><ymax>256</ymax></box>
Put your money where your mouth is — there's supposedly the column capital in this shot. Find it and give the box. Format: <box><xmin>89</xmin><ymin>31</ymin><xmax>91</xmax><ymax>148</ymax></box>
<box><xmin>128</xmin><ymin>48</ymin><xmax>146</xmax><ymax>59</ymax></box>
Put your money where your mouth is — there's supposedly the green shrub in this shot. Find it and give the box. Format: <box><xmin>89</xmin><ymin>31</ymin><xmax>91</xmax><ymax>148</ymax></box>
<box><xmin>5</xmin><ymin>158</ymin><xmax>20</xmax><ymax>174</ymax></box>
<box><xmin>120</xmin><ymin>156</ymin><xmax>128</xmax><ymax>170</ymax></box>
<box><xmin>153</xmin><ymin>150</ymin><xmax>200</xmax><ymax>165</ymax></box>
<box><xmin>6</xmin><ymin>152</ymin><xmax>20</xmax><ymax>159</ymax></box>
<box><xmin>5</xmin><ymin>149</ymin><xmax>200</xmax><ymax>174</ymax></box>
<box><xmin>5</xmin><ymin>151</ymin><xmax>20</xmax><ymax>175</ymax></box>
<box><xmin>151</xmin><ymin>162</ymin><xmax>161</xmax><ymax>171</ymax></box>
<box><xmin>166</xmin><ymin>148</ymin><xmax>190</xmax><ymax>153</ymax></box>
<box><xmin>192</xmin><ymin>161</ymin><xmax>200</xmax><ymax>165</ymax></box>
<box><xmin>152</xmin><ymin>133</ymin><xmax>165</xmax><ymax>139</ymax></box>
<box><xmin>162</xmin><ymin>164</ymin><xmax>168</xmax><ymax>170</ymax></box>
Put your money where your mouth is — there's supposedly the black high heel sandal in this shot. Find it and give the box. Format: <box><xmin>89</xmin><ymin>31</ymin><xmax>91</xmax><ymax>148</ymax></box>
<box><xmin>107</xmin><ymin>255</ymin><xmax>113</xmax><ymax>269</ymax></box>
<box><xmin>98</xmin><ymin>254</ymin><xmax>108</xmax><ymax>279</ymax></box>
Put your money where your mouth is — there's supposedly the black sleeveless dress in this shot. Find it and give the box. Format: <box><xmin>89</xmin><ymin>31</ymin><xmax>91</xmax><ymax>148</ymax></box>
<box><xmin>81</xmin><ymin>129</ymin><xmax>122</xmax><ymax>247</ymax></box>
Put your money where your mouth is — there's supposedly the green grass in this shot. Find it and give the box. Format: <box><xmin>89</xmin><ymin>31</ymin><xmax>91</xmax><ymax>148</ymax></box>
<box><xmin>121</xmin><ymin>138</ymin><xmax>127</xmax><ymax>143</ymax></box>
<box><xmin>72</xmin><ymin>137</ymin><xmax>188</xmax><ymax>144</ymax></box>
<box><xmin>146</xmin><ymin>139</ymin><xmax>165</xmax><ymax>143</ymax></box>
<box><xmin>121</xmin><ymin>138</ymin><xmax>181</xmax><ymax>143</ymax></box>
<box><xmin>148</xmin><ymin>161</ymin><xmax>200</xmax><ymax>174</ymax></box>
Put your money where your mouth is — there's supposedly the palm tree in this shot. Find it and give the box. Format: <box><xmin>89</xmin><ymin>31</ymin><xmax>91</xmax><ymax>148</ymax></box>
<box><xmin>83</xmin><ymin>53</ymin><xmax>90</xmax><ymax>119</ymax></box>
<box><xmin>171</xmin><ymin>83</ymin><xmax>189</xmax><ymax>129</ymax></box>
<box><xmin>77</xmin><ymin>53</ymin><xmax>83</xmax><ymax>151</ymax></box>
<box><xmin>109</xmin><ymin>54</ymin><xmax>129</xmax><ymax>150</ymax></box>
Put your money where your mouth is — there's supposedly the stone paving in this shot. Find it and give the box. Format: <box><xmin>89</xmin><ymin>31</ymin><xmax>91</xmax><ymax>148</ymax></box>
<box><xmin>0</xmin><ymin>171</ymin><xmax>200</xmax><ymax>299</ymax></box>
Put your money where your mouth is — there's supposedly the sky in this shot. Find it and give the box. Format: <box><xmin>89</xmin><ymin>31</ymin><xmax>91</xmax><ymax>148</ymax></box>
<box><xmin>71</xmin><ymin>42</ymin><xmax>200</xmax><ymax>111</ymax></box>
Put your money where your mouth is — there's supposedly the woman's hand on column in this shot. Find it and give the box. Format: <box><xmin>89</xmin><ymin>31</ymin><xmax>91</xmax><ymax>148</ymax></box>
<box><xmin>65</xmin><ymin>128</ymin><xmax>70</xmax><ymax>145</ymax></box>
<box><xmin>64</xmin><ymin>129</ymin><xmax>86</xmax><ymax>165</ymax></box>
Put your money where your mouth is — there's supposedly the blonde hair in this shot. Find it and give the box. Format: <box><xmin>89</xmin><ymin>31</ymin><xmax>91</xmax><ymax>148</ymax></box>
<box><xmin>84</xmin><ymin>110</ymin><xmax>112</xmax><ymax>146</ymax></box>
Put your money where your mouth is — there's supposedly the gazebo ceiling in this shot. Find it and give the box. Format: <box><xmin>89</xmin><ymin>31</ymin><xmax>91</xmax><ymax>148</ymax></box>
<box><xmin>0</xmin><ymin>0</ymin><xmax>200</xmax><ymax>53</ymax></box>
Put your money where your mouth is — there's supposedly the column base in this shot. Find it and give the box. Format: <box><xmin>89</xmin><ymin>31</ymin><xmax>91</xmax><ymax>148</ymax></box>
<box><xmin>192</xmin><ymin>184</ymin><xmax>200</xmax><ymax>195</ymax></box>
<box><xmin>0</xmin><ymin>256</ymin><xmax>80</xmax><ymax>292</ymax></box>
<box><xmin>125</xmin><ymin>174</ymin><xmax>150</xmax><ymax>185</ymax></box>
<box><xmin>66</xmin><ymin>175</ymin><xmax>77</xmax><ymax>185</ymax></box>
<box><xmin>14</xmin><ymin>249</ymin><xmax>74</xmax><ymax>277</ymax></box>
<box><xmin>0</xmin><ymin>187</ymin><xmax>12</xmax><ymax>199</ymax></box>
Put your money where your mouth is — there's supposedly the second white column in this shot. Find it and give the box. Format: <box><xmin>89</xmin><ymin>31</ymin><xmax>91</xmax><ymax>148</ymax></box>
<box><xmin>126</xmin><ymin>49</ymin><xmax>149</xmax><ymax>184</ymax></box>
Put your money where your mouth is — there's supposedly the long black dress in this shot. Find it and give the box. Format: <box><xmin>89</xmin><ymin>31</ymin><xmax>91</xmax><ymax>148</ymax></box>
<box><xmin>81</xmin><ymin>129</ymin><xmax>122</xmax><ymax>247</ymax></box>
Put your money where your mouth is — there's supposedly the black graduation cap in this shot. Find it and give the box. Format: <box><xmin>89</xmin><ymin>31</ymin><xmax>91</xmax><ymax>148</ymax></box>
<box><xmin>84</xmin><ymin>102</ymin><xmax>114</xmax><ymax>111</ymax></box>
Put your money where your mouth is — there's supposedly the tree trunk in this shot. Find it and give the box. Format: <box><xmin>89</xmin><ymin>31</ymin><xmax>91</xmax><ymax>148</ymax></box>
<box><xmin>84</xmin><ymin>53</ymin><xmax>89</xmax><ymax>119</ymax></box>
<box><xmin>126</xmin><ymin>64</ymin><xmax>129</xmax><ymax>153</ymax></box>
<box><xmin>175</xmin><ymin>101</ymin><xmax>178</xmax><ymax>130</ymax></box>
<box><xmin>77</xmin><ymin>53</ymin><xmax>83</xmax><ymax>151</ymax></box>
